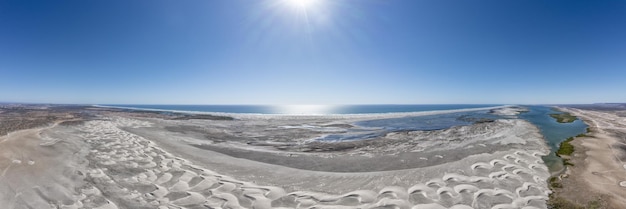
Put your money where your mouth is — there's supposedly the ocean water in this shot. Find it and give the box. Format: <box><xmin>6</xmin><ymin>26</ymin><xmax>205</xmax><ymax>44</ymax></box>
<box><xmin>355</xmin><ymin>110</ymin><xmax>503</xmax><ymax>131</ymax></box>
<box><xmin>102</xmin><ymin>104</ymin><xmax>500</xmax><ymax>115</ymax></box>
<box><xmin>104</xmin><ymin>104</ymin><xmax>584</xmax><ymax>143</ymax></box>
<box><xmin>519</xmin><ymin>106</ymin><xmax>588</xmax><ymax>173</ymax></box>
<box><xmin>103</xmin><ymin>104</ymin><xmax>505</xmax><ymax>142</ymax></box>
<box><xmin>104</xmin><ymin>103</ymin><xmax>586</xmax><ymax>173</ymax></box>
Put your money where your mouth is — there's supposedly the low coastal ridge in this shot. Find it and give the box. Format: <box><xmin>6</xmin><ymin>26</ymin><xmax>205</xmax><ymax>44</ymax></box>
<box><xmin>547</xmin><ymin>106</ymin><xmax>626</xmax><ymax>209</ymax></box>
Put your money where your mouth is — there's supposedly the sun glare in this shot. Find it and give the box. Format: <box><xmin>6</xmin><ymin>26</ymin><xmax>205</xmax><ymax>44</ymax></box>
<box><xmin>285</xmin><ymin>0</ymin><xmax>319</xmax><ymax>10</ymax></box>
<box><xmin>276</xmin><ymin>105</ymin><xmax>335</xmax><ymax>115</ymax></box>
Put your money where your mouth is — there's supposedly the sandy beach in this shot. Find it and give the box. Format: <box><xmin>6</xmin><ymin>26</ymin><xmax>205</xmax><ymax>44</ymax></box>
<box><xmin>0</xmin><ymin>105</ymin><xmax>553</xmax><ymax>209</ymax></box>
<box><xmin>552</xmin><ymin>107</ymin><xmax>626</xmax><ymax>208</ymax></box>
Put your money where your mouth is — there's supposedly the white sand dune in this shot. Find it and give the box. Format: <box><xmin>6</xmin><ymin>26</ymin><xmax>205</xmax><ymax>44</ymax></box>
<box><xmin>0</xmin><ymin>106</ymin><xmax>554</xmax><ymax>209</ymax></box>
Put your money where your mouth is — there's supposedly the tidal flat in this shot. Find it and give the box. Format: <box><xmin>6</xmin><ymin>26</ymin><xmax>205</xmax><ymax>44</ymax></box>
<box><xmin>0</xmin><ymin>105</ymin><xmax>555</xmax><ymax>209</ymax></box>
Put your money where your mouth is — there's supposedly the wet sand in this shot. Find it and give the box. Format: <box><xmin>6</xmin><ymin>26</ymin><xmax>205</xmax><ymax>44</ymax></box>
<box><xmin>0</xmin><ymin>105</ymin><xmax>553</xmax><ymax>209</ymax></box>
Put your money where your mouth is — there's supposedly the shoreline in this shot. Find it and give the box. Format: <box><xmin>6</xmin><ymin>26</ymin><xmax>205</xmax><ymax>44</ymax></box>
<box><xmin>547</xmin><ymin>107</ymin><xmax>626</xmax><ymax>208</ymax></box>
<box><xmin>0</xmin><ymin>105</ymin><xmax>554</xmax><ymax>208</ymax></box>
<box><xmin>549</xmin><ymin>107</ymin><xmax>585</xmax><ymax>176</ymax></box>
<box><xmin>94</xmin><ymin>104</ymin><xmax>510</xmax><ymax>119</ymax></box>
<box><xmin>515</xmin><ymin>106</ymin><xmax>587</xmax><ymax>176</ymax></box>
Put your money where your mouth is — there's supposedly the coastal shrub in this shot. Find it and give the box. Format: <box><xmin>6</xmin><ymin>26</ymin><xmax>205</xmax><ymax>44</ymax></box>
<box><xmin>587</xmin><ymin>200</ymin><xmax>602</xmax><ymax>209</ymax></box>
<box><xmin>549</xmin><ymin>177</ymin><xmax>563</xmax><ymax>189</ymax></box>
<box><xmin>549</xmin><ymin>112</ymin><xmax>578</xmax><ymax>123</ymax></box>
<box><xmin>547</xmin><ymin>195</ymin><xmax>584</xmax><ymax>209</ymax></box>
<box><xmin>563</xmin><ymin>159</ymin><xmax>574</xmax><ymax>166</ymax></box>
<box><xmin>556</xmin><ymin>137</ymin><xmax>575</xmax><ymax>156</ymax></box>
<box><xmin>547</xmin><ymin>195</ymin><xmax>605</xmax><ymax>209</ymax></box>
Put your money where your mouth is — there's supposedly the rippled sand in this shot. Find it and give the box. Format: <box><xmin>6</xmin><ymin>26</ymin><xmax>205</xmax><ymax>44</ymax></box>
<box><xmin>0</xmin><ymin>106</ymin><xmax>553</xmax><ymax>209</ymax></box>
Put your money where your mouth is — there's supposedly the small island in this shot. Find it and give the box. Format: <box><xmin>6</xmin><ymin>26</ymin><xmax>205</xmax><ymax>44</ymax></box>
<box><xmin>550</xmin><ymin>112</ymin><xmax>578</xmax><ymax>123</ymax></box>
<box><xmin>556</xmin><ymin>137</ymin><xmax>575</xmax><ymax>157</ymax></box>
<box><xmin>555</xmin><ymin>137</ymin><xmax>576</xmax><ymax>167</ymax></box>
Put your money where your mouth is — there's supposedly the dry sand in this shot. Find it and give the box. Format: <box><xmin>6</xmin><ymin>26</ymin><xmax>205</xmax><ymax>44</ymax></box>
<box><xmin>0</xmin><ymin>106</ymin><xmax>554</xmax><ymax>209</ymax></box>
<box><xmin>555</xmin><ymin>108</ymin><xmax>626</xmax><ymax>208</ymax></box>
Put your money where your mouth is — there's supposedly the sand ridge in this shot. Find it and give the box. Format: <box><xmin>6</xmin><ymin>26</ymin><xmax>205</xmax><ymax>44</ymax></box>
<box><xmin>557</xmin><ymin>108</ymin><xmax>626</xmax><ymax>208</ymax></box>
<box><xmin>0</xmin><ymin>106</ymin><xmax>554</xmax><ymax>208</ymax></box>
<box><xmin>69</xmin><ymin>117</ymin><xmax>551</xmax><ymax>208</ymax></box>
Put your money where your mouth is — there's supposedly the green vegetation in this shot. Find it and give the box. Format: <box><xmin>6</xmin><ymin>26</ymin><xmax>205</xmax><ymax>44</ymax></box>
<box><xmin>586</xmin><ymin>200</ymin><xmax>602</xmax><ymax>209</ymax></box>
<box><xmin>549</xmin><ymin>176</ymin><xmax>562</xmax><ymax>188</ymax></box>
<box><xmin>547</xmin><ymin>194</ymin><xmax>607</xmax><ymax>209</ymax></box>
<box><xmin>549</xmin><ymin>112</ymin><xmax>578</xmax><ymax>123</ymax></box>
<box><xmin>562</xmin><ymin>159</ymin><xmax>574</xmax><ymax>166</ymax></box>
<box><xmin>556</xmin><ymin>137</ymin><xmax>575</xmax><ymax>157</ymax></box>
<box><xmin>547</xmin><ymin>125</ymin><xmax>606</xmax><ymax>209</ymax></box>
<box><xmin>547</xmin><ymin>195</ymin><xmax>584</xmax><ymax>209</ymax></box>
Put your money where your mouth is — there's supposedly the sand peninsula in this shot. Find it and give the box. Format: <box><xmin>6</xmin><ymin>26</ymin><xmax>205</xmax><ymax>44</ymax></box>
<box><xmin>0</xmin><ymin>105</ymin><xmax>554</xmax><ymax>209</ymax></box>
<box><xmin>548</xmin><ymin>105</ymin><xmax>626</xmax><ymax>209</ymax></box>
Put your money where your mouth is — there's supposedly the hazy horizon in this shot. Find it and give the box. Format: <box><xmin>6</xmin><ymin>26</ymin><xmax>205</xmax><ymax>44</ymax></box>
<box><xmin>3</xmin><ymin>102</ymin><xmax>623</xmax><ymax>106</ymax></box>
<box><xmin>2</xmin><ymin>0</ymin><xmax>625</xmax><ymax>104</ymax></box>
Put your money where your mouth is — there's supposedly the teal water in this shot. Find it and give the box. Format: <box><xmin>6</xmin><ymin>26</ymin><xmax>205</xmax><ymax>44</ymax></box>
<box><xmin>318</xmin><ymin>110</ymin><xmax>505</xmax><ymax>141</ymax></box>
<box><xmin>105</xmin><ymin>104</ymin><xmax>585</xmax><ymax>172</ymax></box>
<box><xmin>519</xmin><ymin>106</ymin><xmax>588</xmax><ymax>173</ymax></box>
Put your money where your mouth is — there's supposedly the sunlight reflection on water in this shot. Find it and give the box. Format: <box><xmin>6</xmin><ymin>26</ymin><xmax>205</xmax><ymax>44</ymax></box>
<box><xmin>272</xmin><ymin>105</ymin><xmax>337</xmax><ymax>115</ymax></box>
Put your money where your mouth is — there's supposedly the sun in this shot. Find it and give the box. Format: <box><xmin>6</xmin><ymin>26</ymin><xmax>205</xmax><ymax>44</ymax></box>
<box><xmin>285</xmin><ymin>0</ymin><xmax>319</xmax><ymax>10</ymax></box>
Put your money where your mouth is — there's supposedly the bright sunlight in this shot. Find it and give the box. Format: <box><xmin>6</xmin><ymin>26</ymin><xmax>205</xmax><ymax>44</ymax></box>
<box><xmin>285</xmin><ymin>0</ymin><xmax>319</xmax><ymax>10</ymax></box>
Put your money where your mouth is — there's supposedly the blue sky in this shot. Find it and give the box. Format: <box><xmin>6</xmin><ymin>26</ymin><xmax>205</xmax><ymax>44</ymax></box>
<box><xmin>1</xmin><ymin>0</ymin><xmax>625</xmax><ymax>105</ymax></box>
